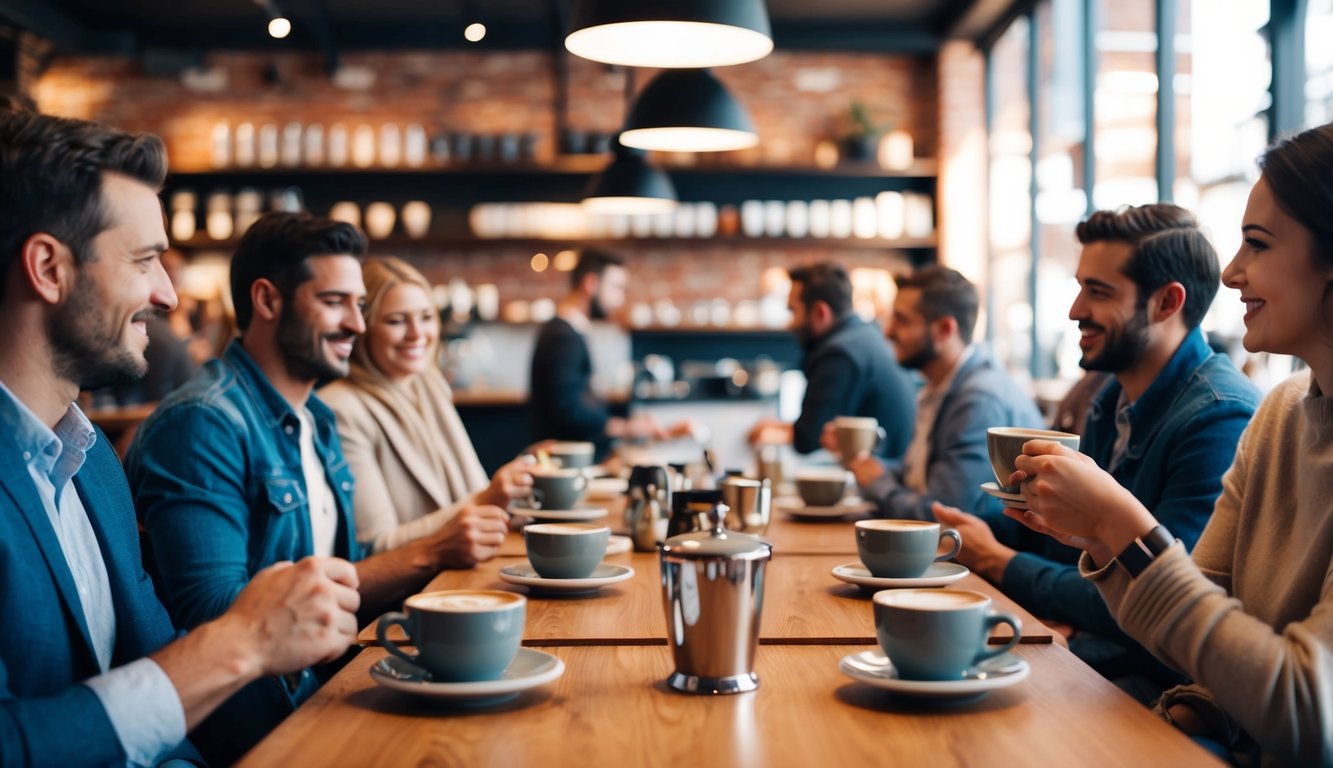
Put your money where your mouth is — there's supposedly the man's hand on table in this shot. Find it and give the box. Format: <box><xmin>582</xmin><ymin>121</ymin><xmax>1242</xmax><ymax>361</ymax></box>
<box><xmin>932</xmin><ymin>502</ymin><xmax>1017</xmax><ymax>585</ymax></box>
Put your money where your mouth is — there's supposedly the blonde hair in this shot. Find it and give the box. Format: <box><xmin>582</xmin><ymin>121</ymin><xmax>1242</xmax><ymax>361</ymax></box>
<box><xmin>350</xmin><ymin>256</ymin><xmax>440</xmax><ymax>378</ymax></box>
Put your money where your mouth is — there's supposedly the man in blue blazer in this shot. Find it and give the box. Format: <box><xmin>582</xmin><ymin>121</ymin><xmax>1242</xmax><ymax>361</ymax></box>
<box><xmin>0</xmin><ymin>107</ymin><xmax>362</xmax><ymax>766</ymax></box>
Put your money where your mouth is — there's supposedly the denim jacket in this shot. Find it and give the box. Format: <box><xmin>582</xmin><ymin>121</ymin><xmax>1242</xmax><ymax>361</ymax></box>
<box><xmin>124</xmin><ymin>340</ymin><xmax>359</xmax><ymax>763</ymax></box>
<box><xmin>1000</xmin><ymin>328</ymin><xmax>1260</xmax><ymax>684</ymax></box>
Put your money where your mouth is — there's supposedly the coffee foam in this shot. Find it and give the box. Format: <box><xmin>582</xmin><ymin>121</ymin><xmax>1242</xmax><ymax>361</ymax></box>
<box><xmin>409</xmin><ymin>590</ymin><xmax>523</xmax><ymax>612</ymax></box>
<box><xmin>875</xmin><ymin>589</ymin><xmax>987</xmax><ymax>609</ymax></box>
<box><xmin>988</xmin><ymin>427</ymin><xmax>1079</xmax><ymax>440</ymax></box>
<box><xmin>549</xmin><ymin>442</ymin><xmax>594</xmax><ymax>454</ymax></box>
<box><xmin>835</xmin><ymin>417</ymin><xmax>878</xmax><ymax>428</ymax></box>
<box><xmin>530</xmin><ymin>467</ymin><xmax>585</xmax><ymax>478</ymax></box>
<box><xmin>857</xmin><ymin>519</ymin><xmax>936</xmax><ymax>532</ymax></box>
<box><xmin>525</xmin><ymin>523</ymin><xmax>609</xmax><ymax>535</ymax></box>
<box><xmin>796</xmin><ymin>468</ymin><xmax>849</xmax><ymax>482</ymax></box>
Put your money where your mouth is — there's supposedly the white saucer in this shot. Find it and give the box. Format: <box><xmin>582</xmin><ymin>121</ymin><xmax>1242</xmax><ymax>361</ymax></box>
<box><xmin>605</xmin><ymin>534</ymin><xmax>632</xmax><ymax>556</ymax></box>
<box><xmin>839</xmin><ymin>650</ymin><xmax>1029</xmax><ymax>700</ymax></box>
<box><xmin>586</xmin><ymin>477</ymin><xmax>628</xmax><ymax>501</ymax></box>
<box><xmin>831</xmin><ymin>562</ymin><xmax>970</xmax><ymax>590</ymax></box>
<box><xmin>369</xmin><ymin>648</ymin><xmax>565</xmax><ymax>704</ymax></box>
<box><xmin>980</xmin><ymin>482</ymin><xmax>1029</xmax><ymax>510</ymax></box>
<box><xmin>499</xmin><ymin>562</ymin><xmax>635</xmax><ymax>594</ymax></box>
<box><xmin>511</xmin><ymin>502</ymin><xmax>610</xmax><ymax>522</ymax></box>
<box><xmin>774</xmin><ymin>495</ymin><xmax>875</xmax><ymax>519</ymax></box>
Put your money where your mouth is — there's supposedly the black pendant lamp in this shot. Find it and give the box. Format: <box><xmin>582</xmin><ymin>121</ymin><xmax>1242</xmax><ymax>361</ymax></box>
<box><xmin>565</xmin><ymin>0</ymin><xmax>773</xmax><ymax>69</ymax></box>
<box><xmin>582</xmin><ymin>141</ymin><xmax>678</xmax><ymax>215</ymax></box>
<box><xmin>618</xmin><ymin>69</ymin><xmax>759</xmax><ymax>153</ymax></box>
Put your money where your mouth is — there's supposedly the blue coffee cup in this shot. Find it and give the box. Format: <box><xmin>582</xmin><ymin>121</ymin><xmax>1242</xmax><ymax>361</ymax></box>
<box><xmin>873</xmin><ymin>588</ymin><xmax>1021</xmax><ymax>681</ymax></box>
<box><xmin>377</xmin><ymin>590</ymin><xmax>525</xmax><ymax>681</ymax></box>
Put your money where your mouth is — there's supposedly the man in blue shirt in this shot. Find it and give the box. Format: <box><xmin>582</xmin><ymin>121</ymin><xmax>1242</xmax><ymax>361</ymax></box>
<box><xmin>935</xmin><ymin>203</ymin><xmax>1260</xmax><ymax>702</ymax></box>
<box><xmin>824</xmin><ymin>266</ymin><xmax>1046</xmax><ymax>518</ymax></box>
<box><xmin>0</xmin><ymin>107</ymin><xmax>361</xmax><ymax>766</ymax></box>
<box><xmin>125</xmin><ymin>211</ymin><xmax>511</xmax><ymax>763</ymax></box>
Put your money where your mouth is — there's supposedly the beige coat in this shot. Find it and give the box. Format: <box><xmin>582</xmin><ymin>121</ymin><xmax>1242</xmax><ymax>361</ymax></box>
<box><xmin>321</xmin><ymin>377</ymin><xmax>489</xmax><ymax>554</ymax></box>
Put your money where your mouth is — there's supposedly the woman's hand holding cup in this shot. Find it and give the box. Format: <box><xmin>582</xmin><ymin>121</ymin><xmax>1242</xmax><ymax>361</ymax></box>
<box><xmin>1010</xmin><ymin>440</ymin><xmax>1156</xmax><ymax>567</ymax></box>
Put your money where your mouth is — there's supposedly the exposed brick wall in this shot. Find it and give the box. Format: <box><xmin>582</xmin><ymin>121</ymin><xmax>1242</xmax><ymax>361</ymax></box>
<box><xmin>32</xmin><ymin>48</ymin><xmax>939</xmax><ymax>311</ymax></box>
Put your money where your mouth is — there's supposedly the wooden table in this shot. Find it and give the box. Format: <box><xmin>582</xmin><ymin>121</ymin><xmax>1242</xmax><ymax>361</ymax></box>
<box><xmin>238</xmin><ymin>644</ymin><xmax>1221</xmax><ymax>767</ymax></box>
<box><xmin>359</xmin><ymin>551</ymin><xmax>1052</xmax><ymax>647</ymax></box>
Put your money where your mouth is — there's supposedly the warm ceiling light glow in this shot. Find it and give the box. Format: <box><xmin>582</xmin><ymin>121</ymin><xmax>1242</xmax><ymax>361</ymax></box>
<box><xmin>464</xmin><ymin>23</ymin><xmax>487</xmax><ymax>42</ymax></box>
<box><xmin>565</xmin><ymin>21</ymin><xmax>772</xmax><ymax>68</ymax></box>
<box><xmin>618</xmin><ymin>126</ymin><xmax>758</xmax><ymax>153</ymax></box>
<box><xmin>268</xmin><ymin>17</ymin><xmax>292</xmax><ymax>39</ymax></box>
<box><xmin>530</xmin><ymin>252</ymin><xmax>549</xmax><ymax>272</ymax></box>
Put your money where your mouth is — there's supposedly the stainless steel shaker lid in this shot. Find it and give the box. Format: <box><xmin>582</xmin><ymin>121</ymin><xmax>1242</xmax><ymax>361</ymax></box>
<box><xmin>662</xmin><ymin>502</ymin><xmax>772</xmax><ymax>560</ymax></box>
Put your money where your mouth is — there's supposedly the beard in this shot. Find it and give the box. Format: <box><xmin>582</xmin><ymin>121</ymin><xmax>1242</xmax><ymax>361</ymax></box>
<box><xmin>897</xmin><ymin>333</ymin><xmax>938</xmax><ymax>371</ymax></box>
<box><xmin>1079</xmin><ymin>308</ymin><xmax>1150</xmax><ymax>373</ymax></box>
<box><xmin>48</xmin><ymin>270</ymin><xmax>152</xmax><ymax>390</ymax></box>
<box><xmin>589</xmin><ymin>294</ymin><xmax>608</xmax><ymax>321</ymax></box>
<box><xmin>276</xmin><ymin>302</ymin><xmax>354</xmax><ymax>383</ymax></box>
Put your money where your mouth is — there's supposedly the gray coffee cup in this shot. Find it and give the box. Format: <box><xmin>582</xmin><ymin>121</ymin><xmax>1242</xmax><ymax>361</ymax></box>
<box><xmin>835</xmin><ymin>416</ymin><xmax>887</xmax><ymax>465</ymax></box>
<box><xmin>873</xmin><ymin>588</ymin><xmax>1021</xmax><ymax>680</ymax></box>
<box><xmin>524</xmin><ymin>522</ymin><xmax>609</xmax><ymax>579</ymax></box>
<box><xmin>795</xmin><ymin>467</ymin><xmax>849</xmax><ymax>507</ymax></box>
<box><xmin>547</xmin><ymin>441</ymin><xmax>595</xmax><ymax>469</ymax></box>
<box><xmin>986</xmin><ymin>427</ymin><xmax>1082</xmax><ymax>492</ymax></box>
<box><xmin>527</xmin><ymin>468</ymin><xmax>589</xmax><ymax>510</ymax></box>
<box><xmin>855</xmin><ymin>519</ymin><xmax>962</xmax><ymax>578</ymax></box>
<box><xmin>377</xmin><ymin>590</ymin><xmax>525</xmax><ymax>681</ymax></box>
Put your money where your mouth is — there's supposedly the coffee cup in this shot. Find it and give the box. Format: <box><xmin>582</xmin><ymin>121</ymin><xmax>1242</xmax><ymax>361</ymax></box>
<box><xmin>835</xmin><ymin>416</ymin><xmax>887</xmax><ymax>465</ymax></box>
<box><xmin>524</xmin><ymin>522</ymin><xmax>609</xmax><ymax>579</ymax></box>
<box><xmin>873</xmin><ymin>588</ymin><xmax>1021</xmax><ymax>680</ymax></box>
<box><xmin>986</xmin><ymin>427</ymin><xmax>1081</xmax><ymax>492</ymax></box>
<box><xmin>377</xmin><ymin>590</ymin><xmax>525</xmax><ymax>681</ymax></box>
<box><xmin>855</xmin><ymin>519</ymin><xmax>962</xmax><ymax>578</ymax></box>
<box><xmin>794</xmin><ymin>467</ymin><xmax>849</xmax><ymax>507</ymax></box>
<box><xmin>547</xmin><ymin>441</ymin><xmax>595</xmax><ymax>470</ymax></box>
<box><xmin>526</xmin><ymin>467</ymin><xmax>589</xmax><ymax>510</ymax></box>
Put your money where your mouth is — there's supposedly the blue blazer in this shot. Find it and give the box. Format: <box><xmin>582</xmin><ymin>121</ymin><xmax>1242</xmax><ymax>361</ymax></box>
<box><xmin>0</xmin><ymin>426</ymin><xmax>187</xmax><ymax>766</ymax></box>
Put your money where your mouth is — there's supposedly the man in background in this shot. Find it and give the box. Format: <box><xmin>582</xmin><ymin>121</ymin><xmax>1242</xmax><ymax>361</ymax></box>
<box><xmin>749</xmin><ymin>261</ymin><xmax>915</xmax><ymax>459</ymax></box>
<box><xmin>529</xmin><ymin>248</ymin><xmax>691</xmax><ymax>459</ymax></box>
<box><xmin>826</xmin><ymin>265</ymin><xmax>1044</xmax><ymax>517</ymax></box>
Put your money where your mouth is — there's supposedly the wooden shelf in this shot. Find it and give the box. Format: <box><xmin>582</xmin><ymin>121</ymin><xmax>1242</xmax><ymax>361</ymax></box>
<box><xmin>173</xmin><ymin>234</ymin><xmax>937</xmax><ymax>252</ymax></box>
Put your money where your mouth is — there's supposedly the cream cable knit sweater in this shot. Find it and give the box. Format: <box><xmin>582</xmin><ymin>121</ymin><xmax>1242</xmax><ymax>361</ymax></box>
<box><xmin>1083</xmin><ymin>371</ymin><xmax>1333</xmax><ymax>766</ymax></box>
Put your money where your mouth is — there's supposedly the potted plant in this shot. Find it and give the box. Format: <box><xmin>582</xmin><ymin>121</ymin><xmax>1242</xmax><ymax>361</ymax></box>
<box><xmin>839</xmin><ymin>100</ymin><xmax>892</xmax><ymax>162</ymax></box>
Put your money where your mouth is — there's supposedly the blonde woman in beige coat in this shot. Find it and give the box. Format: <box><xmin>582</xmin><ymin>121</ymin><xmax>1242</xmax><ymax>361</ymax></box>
<box><xmin>322</xmin><ymin>257</ymin><xmax>532</xmax><ymax>555</ymax></box>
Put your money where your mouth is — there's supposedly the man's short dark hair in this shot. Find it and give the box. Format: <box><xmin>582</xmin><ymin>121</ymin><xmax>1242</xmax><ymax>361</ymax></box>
<box><xmin>788</xmin><ymin>262</ymin><xmax>852</xmax><ymax>318</ymax></box>
<box><xmin>0</xmin><ymin>108</ymin><xmax>168</xmax><ymax>299</ymax></box>
<box><xmin>1075</xmin><ymin>203</ymin><xmax>1219</xmax><ymax>330</ymax></box>
<box><xmin>570</xmin><ymin>248</ymin><xmax>625</xmax><ymax>289</ymax></box>
<box><xmin>230</xmin><ymin>211</ymin><xmax>367</xmax><ymax>330</ymax></box>
<box><xmin>894</xmin><ymin>265</ymin><xmax>980</xmax><ymax>344</ymax></box>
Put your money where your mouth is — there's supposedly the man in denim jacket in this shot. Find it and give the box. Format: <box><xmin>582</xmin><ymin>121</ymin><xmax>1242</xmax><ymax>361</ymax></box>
<box><xmin>936</xmin><ymin>204</ymin><xmax>1260</xmax><ymax>703</ymax></box>
<box><xmin>125</xmin><ymin>212</ymin><xmax>511</xmax><ymax>764</ymax></box>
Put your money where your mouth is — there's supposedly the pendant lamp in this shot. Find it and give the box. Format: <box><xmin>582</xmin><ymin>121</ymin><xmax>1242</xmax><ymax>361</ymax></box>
<box><xmin>618</xmin><ymin>69</ymin><xmax>759</xmax><ymax>153</ymax></box>
<box><xmin>565</xmin><ymin>0</ymin><xmax>773</xmax><ymax>69</ymax></box>
<box><xmin>582</xmin><ymin>141</ymin><xmax>678</xmax><ymax>215</ymax></box>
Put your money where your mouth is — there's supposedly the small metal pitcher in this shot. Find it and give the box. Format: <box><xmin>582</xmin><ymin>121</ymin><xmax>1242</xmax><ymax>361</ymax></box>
<box><xmin>666</xmin><ymin>489</ymin><xmax>723</xmax><ymax>539</ymax></box>
<box><xmin>659</xmin><ymin>502</ymin><xmax>772</xmax><ymax>694</ymax></box>
<box><xmin>626</xmin><ymin>464</ymin><xmax>671</xmax><ymax>552</ymax></box>
<box><xmin>720</xmin><ymin>476</ymin><xmax>772</xmax><ymax>535</ymax></box>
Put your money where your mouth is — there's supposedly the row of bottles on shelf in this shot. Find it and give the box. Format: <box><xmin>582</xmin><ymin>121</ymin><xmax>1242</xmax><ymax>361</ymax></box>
<box><xmin>208</xmin><ymin>121</ymin><xmax>544</xmax><ymax>169</ymax></box>
<box><xmin>469</xmin><ymin>193</ymin><xmax>934</xmax><ymax>241</ymax></box>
